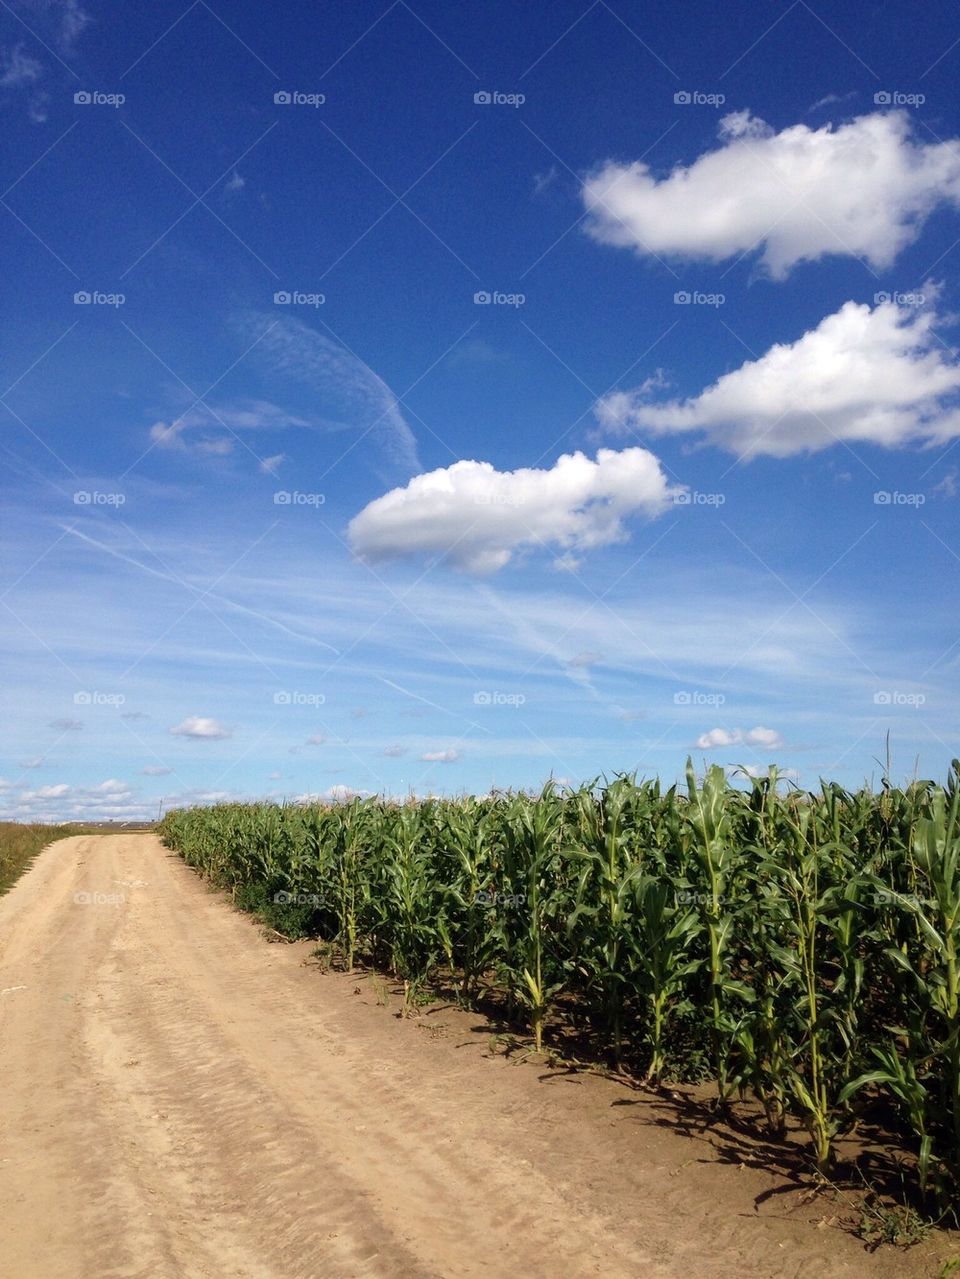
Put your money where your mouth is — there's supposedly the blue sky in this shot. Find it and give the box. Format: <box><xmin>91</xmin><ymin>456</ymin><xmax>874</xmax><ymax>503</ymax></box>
<box><xmin>2</xmin><ymin>0</ymin><xmax>959</xmax><ymax>819</ymax></box>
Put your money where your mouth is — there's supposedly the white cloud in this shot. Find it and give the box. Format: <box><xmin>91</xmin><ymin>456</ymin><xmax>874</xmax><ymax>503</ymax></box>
<box><xmin>237</xmin><ymin>314</ymin><xmax>421</xmax><ymax>474</ymax></box>
<box><xmin>421</xmin><ymin>748</ymin><xmax>460</xmax><ymax>763</ymax></box>
<box><xmin>305</xmin><ymin>734</ymin><xmax>326</xmax><ymax>746</ymax></box>
<box><xmin>583</xmin><ymin>111</ymin><xmax>960</xmax><ymax>278</ymax></box>
<box><xmin>260</xmin><ymin>453</ymin><xmax>286</xmax><ymax>474</ymax></box>
<box><xmin>696</xmin><ymin>726</ymin><xmax>784</xmax><ymax>750</ymax></box>
<box><xmin>695</xmin><ymin>727</ymin><xmax>740</xmax><ymax>749</ymax></box>
<box><xmin>1</xmin><ymin>44</ymin><xmax>43</xmax><ymax>88</ymax></box>
<box><xmin>383</xmin><ymin>744</ymin><xmax>407</xmax><ymax>757</ymax></box>
<box><xmin>21</xmin><ymin>0</ymin><xmax>90</xmax><ymax>53</ymax></box>
<box><xmin>597</xmin><ymin>295</ymin><xmax>960</xmax><ymax>457</ymax></box>
<box><xmin>169</xmin><ymin>716</ymin><xmax>231</xmax><ymax>740</ymax></box>
<box><xmin>349</xmin><ymin>447</ymin><xmax>680</xmax><ymax>573</ymax></box>
<box><xmin>149</xmin><ymin>399</ymin><xmax>309</xmax><ymax>456</ymax></box>
<box><xmin>23</xmin><ymin>783</ymin><xmax>70</xmax><ymax>799</ymax></box>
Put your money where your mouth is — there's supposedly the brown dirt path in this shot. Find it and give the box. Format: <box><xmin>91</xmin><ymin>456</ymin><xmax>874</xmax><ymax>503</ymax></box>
<box><xmin>0</xmin><ymin>834</ymin><xmax>952</xmax><ymax>1278</ymax></box>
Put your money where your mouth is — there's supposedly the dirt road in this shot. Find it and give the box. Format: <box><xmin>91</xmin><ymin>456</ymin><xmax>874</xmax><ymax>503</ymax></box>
<box><xmin>0</xmin><ymin>835</ymin><xmax>948</xmax><ymax>1278</ymax></box>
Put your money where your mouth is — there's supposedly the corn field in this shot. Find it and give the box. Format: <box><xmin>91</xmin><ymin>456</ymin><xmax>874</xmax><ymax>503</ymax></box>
<box><xmin>159</xmin><ymin>760</ymin><xmax>960</xmax><ymax>1213</ymax></box>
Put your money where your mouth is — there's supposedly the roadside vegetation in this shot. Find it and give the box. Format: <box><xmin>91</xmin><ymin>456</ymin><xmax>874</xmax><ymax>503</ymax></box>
<box><xmin>159</xmin><ymin>760</ymin><xmax>960</xmax><ymax>1222</ymax></box>
<box><xmin>0</xmin><ymin>822</ymin><xmax>101</xmax><ymax>896</ymax></box>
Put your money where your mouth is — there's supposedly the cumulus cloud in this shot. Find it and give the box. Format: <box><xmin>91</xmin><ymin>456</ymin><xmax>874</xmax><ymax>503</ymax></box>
<box><xmin>597</xmin><ymin>295</ymin><xmax>960</xmax><ymax>458</ymax></box>
<box><xmin>349</xmin><ymin>447</ymin><xmax>680</xmax><ymax>573</ymax></box>
<box><xmin>23</xmin><ymin>783</ymin><xmax>70</xmax><ymax>799</ymax></box>
<box><xmin>421</xmin><ymin>748</ymin><xmax>460</xmax><ymax>763</ymax></box>
<box><xmin>696</xmin><ymin>726</ymin><xmax>784</xmax><ymax>750</ymax></box>
<box><xmin>169</xmin><ymin>716</ymin><xmax>231</xmax><ymax>740</ymax></box>
<box><xmin>583</xmin><ymin>111</ymin><xmax>960</xmax><ymax>278</ymax></box>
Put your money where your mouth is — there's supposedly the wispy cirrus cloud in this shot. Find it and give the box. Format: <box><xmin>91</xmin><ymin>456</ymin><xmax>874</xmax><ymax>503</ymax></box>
<box><xmin>236</xmin><ymin>313</ymin><xmax>421</xmax><ymax>475</ymax></box>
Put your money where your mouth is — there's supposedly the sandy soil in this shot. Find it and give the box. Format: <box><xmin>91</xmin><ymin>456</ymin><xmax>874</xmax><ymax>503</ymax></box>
<box><xmin>0</xmin><ymin>834</ymin><xmax>952</xmax><ymax>1278</ymax></box>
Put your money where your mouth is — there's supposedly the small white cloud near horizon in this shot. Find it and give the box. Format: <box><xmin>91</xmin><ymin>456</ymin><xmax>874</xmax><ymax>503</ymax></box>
<box><xmin>583</xmin><ymin>110</ymin><xmax>960</xmax><ymax>278</ymax></box>
<box><xmin>421</xmin><ymin>748</ymin><xmax>460</xmax><ymax>763</ymax></box>
<box><xmin>696</xmin><ymin>726</ymin><xmax>784</xmax><ymax>750</ymax></box>
<box><xmin>169</xmin><ymin>716</ymin><xmax>231</xmax><ymax>740</ymax></box>
<box><xmin>597</xmin><ymin>294</ymin><xmax>960</xmax><ymax>458</ymax></box>
<box><xmin>348</xmin><ymin>447</ymin><xmax>681</xmax><ymax>573</ymax></box>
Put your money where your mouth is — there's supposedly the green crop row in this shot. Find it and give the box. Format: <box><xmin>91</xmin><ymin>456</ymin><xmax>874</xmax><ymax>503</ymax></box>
<box><xmin>159</xmin><ymin>760</ymin><xmax>960</xmax><ymax>1213</ymax></box>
